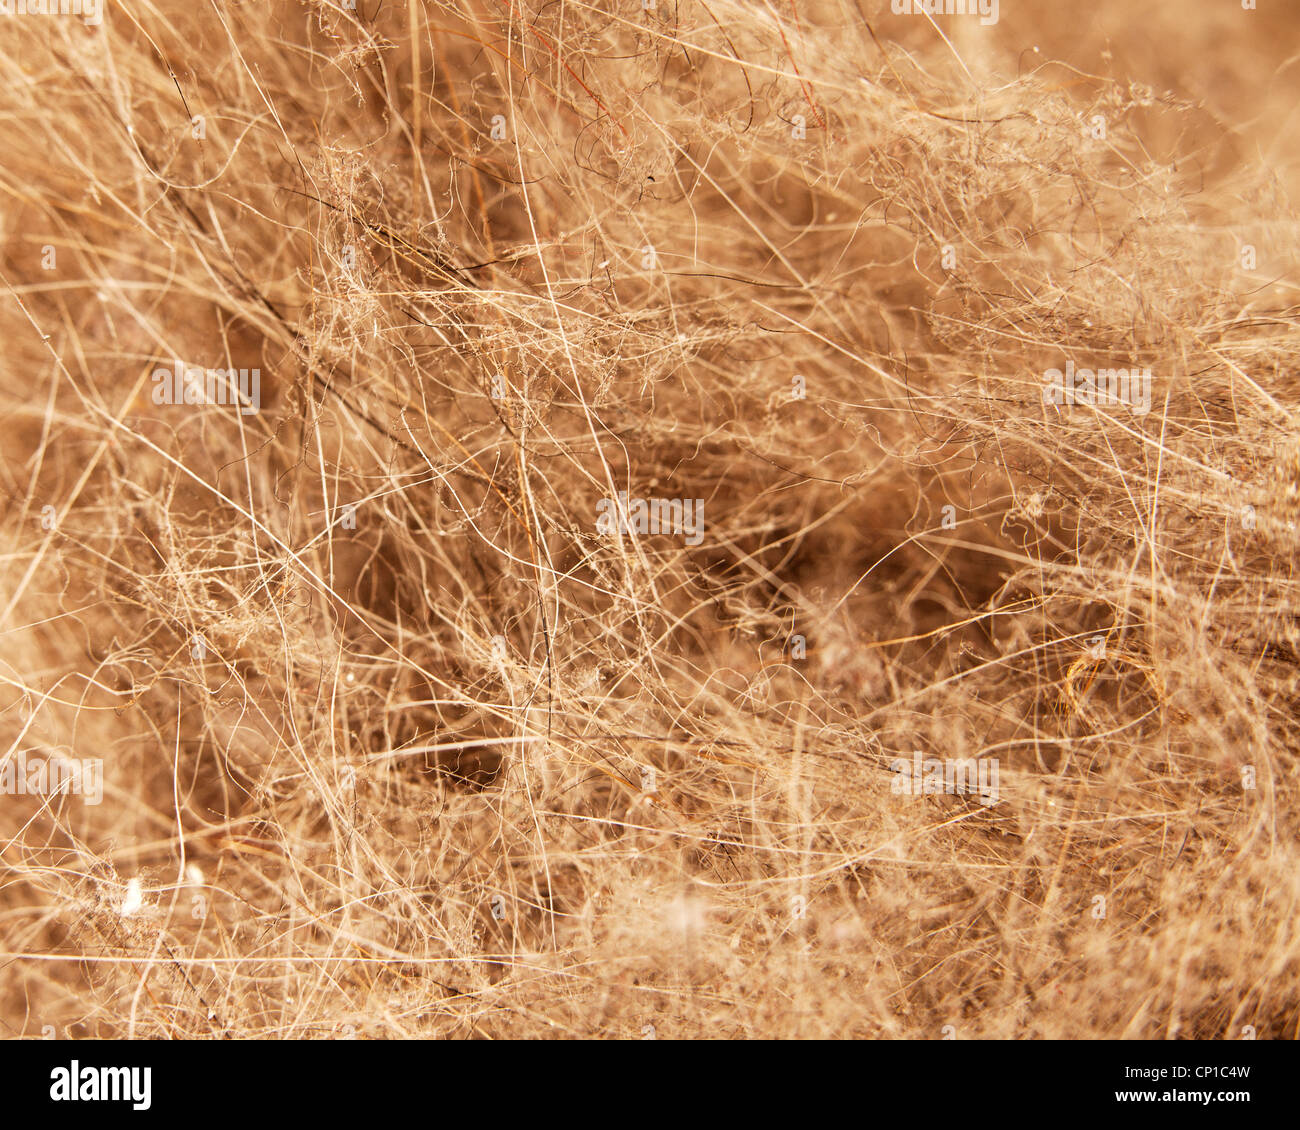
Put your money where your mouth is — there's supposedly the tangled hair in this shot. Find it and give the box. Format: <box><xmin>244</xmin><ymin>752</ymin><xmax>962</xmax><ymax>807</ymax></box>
<box><xmin>1</xmin><ymin>0</ymin><xmax>1298</xmax><ymax>1039</ymax></box>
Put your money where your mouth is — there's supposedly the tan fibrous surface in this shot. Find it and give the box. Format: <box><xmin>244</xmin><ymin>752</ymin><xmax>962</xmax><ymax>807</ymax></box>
<box><xmin>0</xmin><ymin>0</ymin><xmax>1298</xmax><ymax>1039</ymax></box>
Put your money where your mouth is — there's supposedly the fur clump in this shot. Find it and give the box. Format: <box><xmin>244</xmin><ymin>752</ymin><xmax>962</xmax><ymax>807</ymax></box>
<box><xmin>0</xmin><ymin>1</ymin><xmax>1297</xmax><ymax>1039</ymax></box>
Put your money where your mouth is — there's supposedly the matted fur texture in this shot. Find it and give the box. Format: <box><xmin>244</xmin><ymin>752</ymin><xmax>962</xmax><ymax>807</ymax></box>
<box><xmin>1</xmin><ymin>1</ymin><xmax>1298</xmax><ymax>1039</ymax></box>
